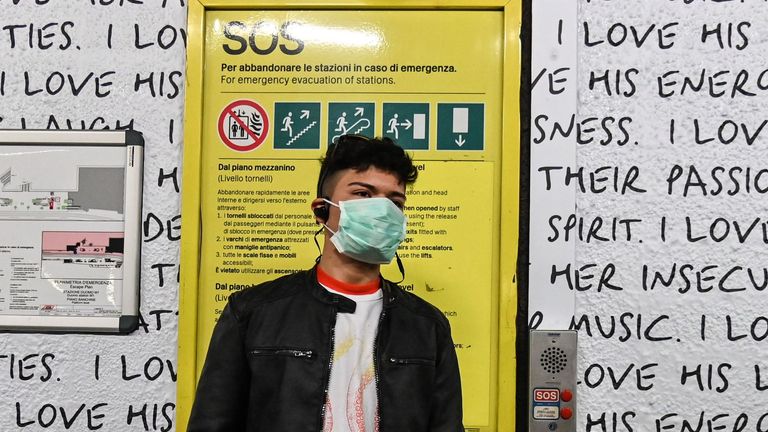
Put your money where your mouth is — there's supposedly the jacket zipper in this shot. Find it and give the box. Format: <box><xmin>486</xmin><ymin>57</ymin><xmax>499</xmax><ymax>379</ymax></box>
<box><xmin>372</xmin><ymin>307</ymin><xmax>387</xmax><ymax>428</ymax></box>
<box><xmin>249</xmin><ymin>348</ymin><xmax>314</xmax><ymax>359</ymax></box>
<box><xmin>388</xmin><ymin>357</ymin><xmax>434</xmax><ymax>366</ymax></box>
<box><xmin>319</xmin><ymin>305</ymin><xmax>338</xmax><ymax>430</ymax></box>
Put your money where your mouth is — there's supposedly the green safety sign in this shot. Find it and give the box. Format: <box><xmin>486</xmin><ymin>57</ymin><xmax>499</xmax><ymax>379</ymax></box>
<box><xmin>327</xmin><ymin>103</ymin><xmax>375</xmax><ymax>143</ymax></box>
<box><xmin>383</xmin><ymin>103</ymin><xmax>429</xmax><ymax>150</ymax></box>
<box><xmin>436</xmin><ymin>103</ymin><xmax>484</xmax><ymax>151</ymax></box>
<box><xmin>274</xmin><ymin>102</ymin><xmax>321</xmax><ymax>149</ymax></box>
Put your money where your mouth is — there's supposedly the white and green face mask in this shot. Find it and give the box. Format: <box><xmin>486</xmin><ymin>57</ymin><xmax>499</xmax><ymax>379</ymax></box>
<box><xmin>323</xmin><ymin>197</ymin><xmax>407</xmax><ymax>264</ymax></box>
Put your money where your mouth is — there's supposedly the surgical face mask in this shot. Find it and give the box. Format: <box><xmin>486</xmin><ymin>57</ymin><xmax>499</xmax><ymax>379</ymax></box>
<box><xmin>323</xmin><ymin>197</ymin><xmax>407</xmax><ymax>264</ymax></box>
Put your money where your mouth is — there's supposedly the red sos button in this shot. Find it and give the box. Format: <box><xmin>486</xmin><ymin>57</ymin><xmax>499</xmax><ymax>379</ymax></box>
<box><xmin>561</xmin><ymin>389</ymin><xmax>573</xmax><ymax>402</ymax></box>
<box><xmin>533</xmin><ymin>389</ymin><xmax>560</xmax><ymax>402</ymax></box>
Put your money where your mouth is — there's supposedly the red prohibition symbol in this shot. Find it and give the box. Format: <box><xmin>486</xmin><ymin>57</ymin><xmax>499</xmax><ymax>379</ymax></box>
<box><xmin>217</xmin><ymin>99</ymin><xmax>270</xmax><ymax>152</ymax></box>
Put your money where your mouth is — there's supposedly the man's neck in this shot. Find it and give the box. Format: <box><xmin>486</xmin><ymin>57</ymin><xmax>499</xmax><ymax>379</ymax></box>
<box><xmin>317</xmin><ymin>245</ymin><xmax>380</xmax><ymax>285</ymax></box>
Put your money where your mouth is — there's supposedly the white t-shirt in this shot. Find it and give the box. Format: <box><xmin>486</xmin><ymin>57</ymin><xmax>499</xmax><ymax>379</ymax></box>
<box><xmin>320</xmin><ymin>284</ymin><xmax>383</xmax><ymax>432</ymax></box>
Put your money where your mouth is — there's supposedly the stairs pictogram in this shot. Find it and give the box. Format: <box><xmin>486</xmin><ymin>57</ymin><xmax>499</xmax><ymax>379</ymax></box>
<box><xmin>286</xmin><ymin>121</ymin><xmax>317</xmax><ymax>146</ymax></box>
<box><xmin>352</xmin><ymin>118</ymin><xmax>371</xmax><ymax>134</ymax></box>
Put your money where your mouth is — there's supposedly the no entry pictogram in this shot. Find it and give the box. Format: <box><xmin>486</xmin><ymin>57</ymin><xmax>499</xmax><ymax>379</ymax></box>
<box><xmin>217</xmin><ymin>100</ymin><xmax>270</xmax><ymax>152</ymax></box>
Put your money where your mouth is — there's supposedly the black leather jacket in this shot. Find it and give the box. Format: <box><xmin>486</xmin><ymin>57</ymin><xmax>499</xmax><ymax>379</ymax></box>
<box><xmin>188</xmin><ymin>267</ymin><xmax>463</xmax><ymax>431</ymax></box>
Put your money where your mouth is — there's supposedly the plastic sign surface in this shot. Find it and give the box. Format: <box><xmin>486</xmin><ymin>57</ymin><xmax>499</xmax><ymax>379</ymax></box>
<box><xmin>180</xmin><ymin>3</ymin><xmax>520</xmax><ymax>431</ymax></box>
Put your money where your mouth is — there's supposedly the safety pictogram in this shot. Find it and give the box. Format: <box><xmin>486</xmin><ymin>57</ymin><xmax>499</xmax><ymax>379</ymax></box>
<box><xmin>383</xmin><ymin>103</ymin><xmax>429</xmax><ymax>150</ymax></box>
<box><xmin>274</xmin><ymin>102</ymin><xmax>321</xmax><ymax>149</ymax></box>
<box><xmin>218</xmin><ymin>99</ymin><xmax>270</xmax><ymax>152</ymax></box>
<box><xmin>436</xmin><ymin>103</ymin><xmax>484</xmax><ymax>151</ymax></box>
<box><xmin>327</xmin><ymin>102</ymin><xmax>375</xmax><ymax>143</ymax></box>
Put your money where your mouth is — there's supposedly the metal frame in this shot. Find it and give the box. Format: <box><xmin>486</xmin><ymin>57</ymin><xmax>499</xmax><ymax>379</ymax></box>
<box><xmin>0</xmin><ymin>130</ymin><xmax>143</xmax><ymax>334</ymax></box>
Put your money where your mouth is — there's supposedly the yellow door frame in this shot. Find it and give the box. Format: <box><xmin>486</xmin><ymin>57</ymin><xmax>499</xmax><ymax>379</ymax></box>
<box><xmin>179</xmin><ymin>1</ymin><xmax>521</xmax><ymax>430</ymax></box>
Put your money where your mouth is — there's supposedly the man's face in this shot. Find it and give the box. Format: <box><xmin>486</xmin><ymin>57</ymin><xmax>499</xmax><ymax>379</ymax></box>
<box><xmin>314</xmin><ymin>167</ymin><xmax>406</xmax><ymax>230</ymax></box>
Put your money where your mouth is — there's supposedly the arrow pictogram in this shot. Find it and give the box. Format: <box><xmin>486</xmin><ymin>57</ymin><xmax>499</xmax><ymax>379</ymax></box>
<box><xmin>455</xmin><ymin>134</ymin><xmax>466</xmax><ymax>147</ymax></box>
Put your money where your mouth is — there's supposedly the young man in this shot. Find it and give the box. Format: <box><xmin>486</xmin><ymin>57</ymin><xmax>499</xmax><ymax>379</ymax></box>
<box><xmin>188</xmin><ymin>135</ymin><xmax>463</xmax><ymax>431</ymax></box>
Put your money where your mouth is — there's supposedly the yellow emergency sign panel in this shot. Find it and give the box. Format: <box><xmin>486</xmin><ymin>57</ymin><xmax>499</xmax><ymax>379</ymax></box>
<box><xmin>180</xmin><ymin>1</ymin><xmax>521</xmax><ymax>431</ymax></box>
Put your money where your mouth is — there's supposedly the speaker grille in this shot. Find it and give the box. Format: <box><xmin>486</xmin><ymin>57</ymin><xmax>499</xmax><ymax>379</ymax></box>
<box><xmin>540</xmin><ymin>347</ymin><xmax>568</xmax><ymax>374</ymax></box>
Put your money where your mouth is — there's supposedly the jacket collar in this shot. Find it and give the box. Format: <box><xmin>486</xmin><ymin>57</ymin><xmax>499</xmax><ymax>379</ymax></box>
<box><xmin>307</xmin><ymin>265</ymin><xmax>399</xmax><ymax>313</ymax></box>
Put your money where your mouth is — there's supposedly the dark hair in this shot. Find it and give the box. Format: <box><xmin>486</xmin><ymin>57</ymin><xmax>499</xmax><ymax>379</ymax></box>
<box><xmin>316</xmin><ymin>134</ymin><xmax>418</xmax><ymax>197</ymax></box>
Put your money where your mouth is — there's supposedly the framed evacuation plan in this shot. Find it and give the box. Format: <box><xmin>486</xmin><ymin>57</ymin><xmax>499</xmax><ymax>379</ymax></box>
<box><xmin>0</xmin><ymin>130</ymin><xmax>143</xmax><ymax>334</ymax></box>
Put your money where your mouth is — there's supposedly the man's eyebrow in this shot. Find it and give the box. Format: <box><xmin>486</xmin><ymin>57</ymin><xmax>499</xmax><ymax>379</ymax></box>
<box><xmin>347</xmin><ymin>181</ymin><xmax>407</xmax><ymax>200</ymax></box>
<box><xmin>389</xmin><ymin>191</ymin><xmax>407</xmax><ymax>201</ymax></box>
<box><xmin>346</xmin><ymin>181</ymin><xmax>376</xmax><ymax>190</ymax></box>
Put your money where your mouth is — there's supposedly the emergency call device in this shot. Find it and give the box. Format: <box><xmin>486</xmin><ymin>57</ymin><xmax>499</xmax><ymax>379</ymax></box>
<box><xmin>529</xmin><ymin>330</ymin><xmax>578</xmax><ymax>432</ymax></box>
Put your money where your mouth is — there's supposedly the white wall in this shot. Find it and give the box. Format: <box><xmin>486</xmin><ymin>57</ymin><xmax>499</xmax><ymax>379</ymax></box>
<box><xmin>3</xmin><ymin>1</ymin><xmax>767</xmax><ymax>431</ymax></box>
<box><xmin>530</xmin><ymin>0</ymin><xmax>578</xmax><ymax>331</ymax></box>
<box><xmin>0</xmin><ymin>1</ymin><xmax>186</xmax><ymax>430</ymax></box>
<box><xmin>533</xmin><ymin>1</ymin><xmax>768</xmax><ymax>430</ymax></box>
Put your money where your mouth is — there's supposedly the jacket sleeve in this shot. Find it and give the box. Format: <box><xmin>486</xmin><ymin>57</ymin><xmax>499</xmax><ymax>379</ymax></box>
<box><xmin>187</xmin><ymin>301</ymin><xmax>250</xmax><ymax>432</ymax></box>
<box><xmin>430</xmin><ymin>318</ymin><xmax>464</xmax><ymax>431</ymax></box>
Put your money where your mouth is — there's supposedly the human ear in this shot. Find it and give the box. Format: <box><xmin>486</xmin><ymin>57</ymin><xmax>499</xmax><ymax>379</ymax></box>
<box><xmin>310</xmin><ymin>197</ymin><xmax>329</xmax><ymax>224</ymax></box>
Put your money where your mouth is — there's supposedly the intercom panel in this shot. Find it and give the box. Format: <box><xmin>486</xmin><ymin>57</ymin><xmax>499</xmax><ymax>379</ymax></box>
<box><xmin>529</xmin><ymin>330</ymin><xmax>577</xmax><ymax>432</ymax></box>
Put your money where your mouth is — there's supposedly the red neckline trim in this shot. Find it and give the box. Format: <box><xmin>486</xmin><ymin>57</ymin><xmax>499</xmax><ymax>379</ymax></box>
<box><xmin>317</xmin><ymin>266</ymin><xmax>380</xmax><ymax>295</ymax></box>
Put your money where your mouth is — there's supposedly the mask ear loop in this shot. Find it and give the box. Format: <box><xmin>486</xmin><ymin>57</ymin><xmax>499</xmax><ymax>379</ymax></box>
<box><xmin>313</xmin><ymin>226</ymin><xmax>324</xmax><ymax>263</ymax></box>
<box><xmin>394</xmin><ymin>252</ymin><xmax>406</xmax><ymax>284</ymax></box>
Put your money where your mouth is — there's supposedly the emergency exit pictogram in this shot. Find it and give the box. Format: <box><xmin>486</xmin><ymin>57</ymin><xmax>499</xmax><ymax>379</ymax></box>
<box><xmin>327</xmin><ymin>102</ymin><xmax>375</xmax><ymax>143</ymax></box>
<box><xmin>274</xmin><ymin>102</ymin><xmax>321</xmax><ymax>149</ymax></box>
<box><xmin>383</xmin><ymin>103</ymin><xmax>429</xmax><ymax>150</ymax></box>
<box><xmin>436</xmin><ymin>103</ymin><xmax>485</xmax><ymax>151</ymax></box>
